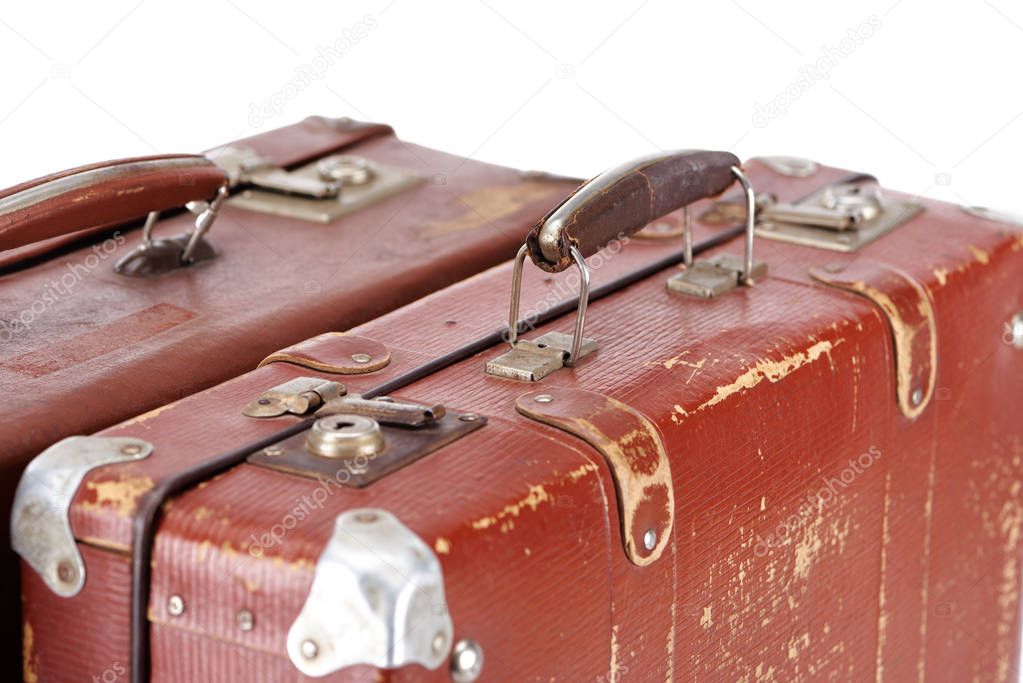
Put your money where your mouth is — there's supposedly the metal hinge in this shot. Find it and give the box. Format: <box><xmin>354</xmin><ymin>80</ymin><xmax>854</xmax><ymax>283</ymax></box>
<box><xmin>242</xmin><ymin>377</ymin><xmax>346</xmax><ymax>418</ymax></box>
<box><xmin>287</xmin><ymin>509</ymin><xmax>453</xmax><ymax>676</ymax></box>
<box><xmin>11</xmin><ymin>436</ymin><xmax>153</xmax><ymax>597</ymax></box>
<box><xmin>756</xmin><ymin>182</ymin><xmax>922</xmax><ymax>252</ymax></box>
<box><xmin>206</xmin><ymin>146</ymin><xmax>424</xmax><ymax>223</ymax></box>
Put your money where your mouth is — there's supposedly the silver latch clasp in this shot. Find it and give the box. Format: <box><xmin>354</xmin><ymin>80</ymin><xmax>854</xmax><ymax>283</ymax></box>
<box><xmin>756</xmin><ymin>181</ymin><xmax>922</xmax><ymax>252</ymax></box>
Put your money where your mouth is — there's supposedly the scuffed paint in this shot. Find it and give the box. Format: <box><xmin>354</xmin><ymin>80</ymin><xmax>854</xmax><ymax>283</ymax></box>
<box><xmin>967</xmin><ymin>244</ymin><xmax>990</xmax><ymax>264</ymax></box>
<box><xmin>875</xmin><ymin>472</ymin><xmax>893</xmax><ymax>683</ymax></box>
<box><xmin>434</xmin><ymin>537</ymin><xmax>451</xmax><ymax>555</ymax></box>
<box><xmin>700</xmin><ymin>606</ymin><xmax>713</xmax><ymax>629</ymax></box>
<box><xmin>80</xmin><ymin>474</ymin><xmax>155</xmax><ymax>518</ymax></box>
<box><xmin>933</xmin><ymin>267</ymin><xmax>949</xmax><ymax>287</ymax></box>
<box><xmin>22</xmin><ymin>622</ymin><xmax>38</xmax><ymax>683</ymax></box>
<box><xmin>694</xmin><ymin>339</ymin><xmax>840</xmax><ymax>413</ymax></box>
<box><xmin>471</xmin><ymin>484</ymin><xmax>551</xmax><ymax>532</ymax></box>
<box><xmin>119</xmin><ymin>402</ymin><xmax>176</xmax><ymax>428</ymax></box>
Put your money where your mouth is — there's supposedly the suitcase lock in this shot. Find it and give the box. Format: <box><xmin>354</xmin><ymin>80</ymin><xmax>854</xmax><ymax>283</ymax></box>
<box><xmin>753</xmin><ymin>181</ymin><xmax>922</xmax><ymax>252</ymax></box>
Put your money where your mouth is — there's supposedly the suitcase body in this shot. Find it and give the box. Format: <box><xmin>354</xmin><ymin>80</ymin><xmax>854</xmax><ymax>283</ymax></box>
<box><xmin>0</xmin><ymin>116</ymin><xmax>578</xmax><ymax>670</ymax></box>
<box><xmin>15</xmin><ymin>153</ymin><xmax>1023</xmax><ymax>681</ymax></box>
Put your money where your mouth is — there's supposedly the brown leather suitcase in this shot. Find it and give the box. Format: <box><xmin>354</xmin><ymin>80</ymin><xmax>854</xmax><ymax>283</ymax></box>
<box><xmin>0</xmin><ymin>115</ymin><xmax>579</xmax><ymax>673</ymax></box>
<box><xmin>14</xmin><ymin>151</ymin><xmax>1023</xmax><ymax>682</ymax></box>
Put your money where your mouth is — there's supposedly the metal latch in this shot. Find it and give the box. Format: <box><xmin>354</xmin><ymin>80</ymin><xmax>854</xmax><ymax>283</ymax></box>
<box><xmin>486</xmin><ymin>246</ymin><xmax>597</xmax><ymax>381</ymax></box>
<box><xmin>666</xmin><ymin>167</ymin><xmax>767</xmax><ymax>298</ymax></box>
<box><xmin>756</xmin><ymin>182</ymin><xmax>922</xmax><ymax>252</ymax></box>
<box><xmin>242</xmin><ymin>378</ymin><xmax>346</xmax><ymax>418</ymax></box>
<box><xmin>206</xmin><ymin>146</ymin><xmax>425</xmax><ymax>223</ymax></box>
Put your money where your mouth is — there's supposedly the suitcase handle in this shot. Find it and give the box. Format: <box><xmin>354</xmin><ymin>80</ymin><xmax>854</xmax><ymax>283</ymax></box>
<box><xmin>526</xmin><ymin>150</ymin><xmax>742</xmax><ymax>273</ymax></box>
<box><xmin>509</xmin><ymin>151</ymin><xmax>757</xmax><ymax>365</ymax></box>
<box><xmin>0</xmin><ymin>155</ymin><xmax>228</xmax><ymax>254</ymax></box>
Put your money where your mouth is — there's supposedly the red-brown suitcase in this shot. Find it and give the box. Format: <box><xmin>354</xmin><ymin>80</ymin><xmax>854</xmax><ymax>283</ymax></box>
<box><xmin>14</xmin><ymin>152</ymin><xmax>1023</xmax><ymax>682</ymax></box>
<box><xmin>0</xmin><ymin>115</ymin><xmax>578</xmax><ymax>673</ymax></box>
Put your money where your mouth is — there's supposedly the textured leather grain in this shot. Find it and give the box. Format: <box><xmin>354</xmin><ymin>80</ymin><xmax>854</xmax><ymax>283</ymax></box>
<box><xmin>1</xmin><ymin>115</ymin><xmax>580</xmax><ymax>676</ymax></box>
<box><xmin>23</xmin><ymin>160</ymin><xmax>1022</xmax><ymax>681</ymax></box>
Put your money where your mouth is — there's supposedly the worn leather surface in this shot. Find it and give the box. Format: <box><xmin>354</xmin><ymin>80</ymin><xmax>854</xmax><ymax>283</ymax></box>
<box><xmin>1</xmin><ymin>115</ymin><xmax>580</xmax><ymax>676</ymax></box>
<box><xmin>0</xmin><ymin>155</ymin><xmax>228</xmax><ymax>253</ymax></box>
<box><xmin>526</xmin><ymin>150</ymin><xmax>739</xmax><ymax>271</ymax></box>
<box><xmin>23</xmin><ymin>160</ymin><xmax>1023</xmax><ymax>681</ymax></box>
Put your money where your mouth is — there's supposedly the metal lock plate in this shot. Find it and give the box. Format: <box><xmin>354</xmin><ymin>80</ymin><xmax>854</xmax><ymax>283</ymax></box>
<box><xmin>756</xmin><ymin>182</ymin><xmax>922</xmax><ymax>252</ymax></box>
<box><xmin>666</xmin><ymin>253</ymin><xmax>768</xmax><ymax>298</ymax></box>
<box><xmin>210</xmin><ymin>146</ymin><xmax>425</xmax><ymax>223</ymax></box>
<box><xmin>248</xmin><ymin>402</ymin><xmax>485</xmax><ymax>487</ymax></box>
<box><xmin>485</xmin><ymin>331</ymin><xmax>598</xmax><ymax>382</ymax></box>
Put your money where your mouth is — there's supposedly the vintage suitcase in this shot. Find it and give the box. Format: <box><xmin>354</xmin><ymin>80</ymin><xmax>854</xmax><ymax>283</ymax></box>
<box><xmin>14</xmin><ymin>151</ymin><xmax>1023</xmax><ymax>682</ymax></box>
<box><xmin>0</xmin><ymin>115</ymin><xmax>579</xmax><ymax>672</ymax></box>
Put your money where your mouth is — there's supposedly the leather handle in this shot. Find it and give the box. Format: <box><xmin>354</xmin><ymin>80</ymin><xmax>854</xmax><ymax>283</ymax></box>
<box><xmin>526</xmin><ymin>150</ymin><xmax>740</xmax><ymax>272</ymax></box>
<box><xmin>0</xmin><ymin>155</ymin><xmax>228</xmax><ymax>253</ymax></box>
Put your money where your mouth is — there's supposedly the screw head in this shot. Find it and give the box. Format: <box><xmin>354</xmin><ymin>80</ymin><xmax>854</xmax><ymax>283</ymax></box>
<box><xmin>263</xmin><ymin>445</ymin><xmax>284</xmax><ymax>457</ymax></box>
<box><xmin>167</xmin><ymin>594</ymin><xmax>185</xmax><ymax>617</ymax></box>
<box><xmin>55</xmin><ymin>560</ymin><xmax>77</xmax><ymax>585</ymax></box>
<box><xmin>459</xmin><ymin>413</ymin><xmax>480</xmax><ymax>422</ymax></box>
<box><xmin>431</xmin><ymin>631</ymin><xmax>448</xmax><ymax>656</ymax></box>
<box><xmin>911</xmin><ymin>387</ymin><xmax>924</xmax><ymax>406</ymax></box>
<box><xmin>120</xmin><ymin>443</ymin><xmax>143</xmax><ymax>456</ymax></box>
<box><xmin>534</xmin><ymin>394</ymin><xmax>554</xmax><ymax>404</ymax></box>
<box><xmin>300</xmin><ymin>639</ymin><xmax>319</xmax><ymax>660</ymax></box>
<box><xmin>450</xmin><ymin>639</ymin><xmax>483</xmax><ymax>682</ymax></box>
<box><xmin>237</xmin><ymin>609</ymin><xmax>255</xmax><ymax>632</ymax></box>
<box><xmin>643</xmin><ymin>529</ymin><xmax>657</xmax><ymax>551</ymax></box>
<box><xmin>354</xmin><ymin>511</ymin><xmax>379</xmax><ymax>524</ymax></box>
<box><xmin>351</xmin><ymin>353</ymin><xmax>372</xmax><ymax>364</ymax></box>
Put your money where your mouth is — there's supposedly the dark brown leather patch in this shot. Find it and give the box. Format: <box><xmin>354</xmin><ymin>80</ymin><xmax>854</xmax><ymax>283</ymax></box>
<box><xmin>6</xmin><ymin>303</ymin><xmax>195</xmax><ymax>378</ymax></box>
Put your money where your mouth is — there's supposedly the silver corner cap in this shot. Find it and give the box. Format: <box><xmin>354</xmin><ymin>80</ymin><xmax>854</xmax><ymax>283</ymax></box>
<box><xmin>287</xmin><ymin>508</ymin><xmax>453</xmax><ymax>676</ymax></box>
<box><xmin>11</xmin><ymin>435</ymin><xmax>153</xmax><ymax>597</ymax></box>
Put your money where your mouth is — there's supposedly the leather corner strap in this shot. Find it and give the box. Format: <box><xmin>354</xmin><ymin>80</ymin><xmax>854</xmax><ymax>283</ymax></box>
<box><xmin>259</xmin><ymin>333</ymin><xmax>391</xmax><ymax>375</ymax></box>
<box><xmin>516</xmin><ymin>388</ymin><xmax>674</xmax><ymax>567</ymax></box>
<box><xmin>810</xmin><ymin>261</ymin><xmax>937</xmax><ymax>419</ymax></box>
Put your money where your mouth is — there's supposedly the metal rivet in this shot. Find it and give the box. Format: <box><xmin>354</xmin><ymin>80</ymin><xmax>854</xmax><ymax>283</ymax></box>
<box><xmin>432</xmin><ymin>631</ymin><xmax>448</xmax><ymax>656</ymax></box>
<box><xmin>237</xmin><ymin>609</ymin><xmax>255</xmax><ymax>632</ymax></box>
<box><xmin>55</xmin><ymin>560</ymin><xmax>77</xmax><ymax>584</ymax></box>
<box><xmin>643</xmin><ymin>529</ymin><xmax>657</xmax><ymax>551</ymax></box>
<box><xmin>167</xmin><ymin>595</ymin><xmax>185</xmax><ymax>617</ymax></box>
<box><xmin>257</xmin><ymin>398</ymin><xmax>271</xmax><ymax>405</ymax></box>
<box><xmin>450</xmin><ymin>639</ymin><xmax>484</xmax><ymax>682</ymax></box>
<box><xmin>352</xmin><ymin>353</ymin><xmax>372</xmax><ymax>364</ymax></box>
<box><xmin>911</xmin><ymin>387</ymin><xmax>924</xmax><ymax>406</ymax></box>
<box><xmin>459</xmin><ymin>413</ymin><xmax>480</xmax><ymax>422</ymax></box>
<box><xmin>120</xmin><ymin>443</ymin><xmax>143</xmax><ymax>456</ymax></box>
<box><xmin>263</xmin><ymin>446</ymin><xmax>284</xmax><ymax>457</ymax></box>
<box><xmin>534</xmin><ymin>394</ymin><xmax>554</xmax><ymax>404</ymax></box>
<box><xmin>824</xmin><ymin>262</ymin><xmax>843</xmax><ymax>274</ymax></box>
<box><xmin>354</xmin><ymin>511</ymin><xmax>379</xmax><ymax>524</ymax></box>
<box><xmin>374</xmin><ymin>396</ymin><xmax>395</xmax><ymax>403</ymax></box>
<box><xmin>300</xmin><ymin>639</ymin><xmax>319</xmax><ymax>660</ymax></box>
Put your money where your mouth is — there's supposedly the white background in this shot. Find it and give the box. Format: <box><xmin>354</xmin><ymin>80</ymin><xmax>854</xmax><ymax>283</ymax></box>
<box><xmin>0</xmin><ymin>0</ymin><xmax>1022</xmax><ymax>218</ymax></box>
<box><xmin>0</xmin><ymin>1</ymin><xmax>1020</xmax><ymax>679</ymax></box>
